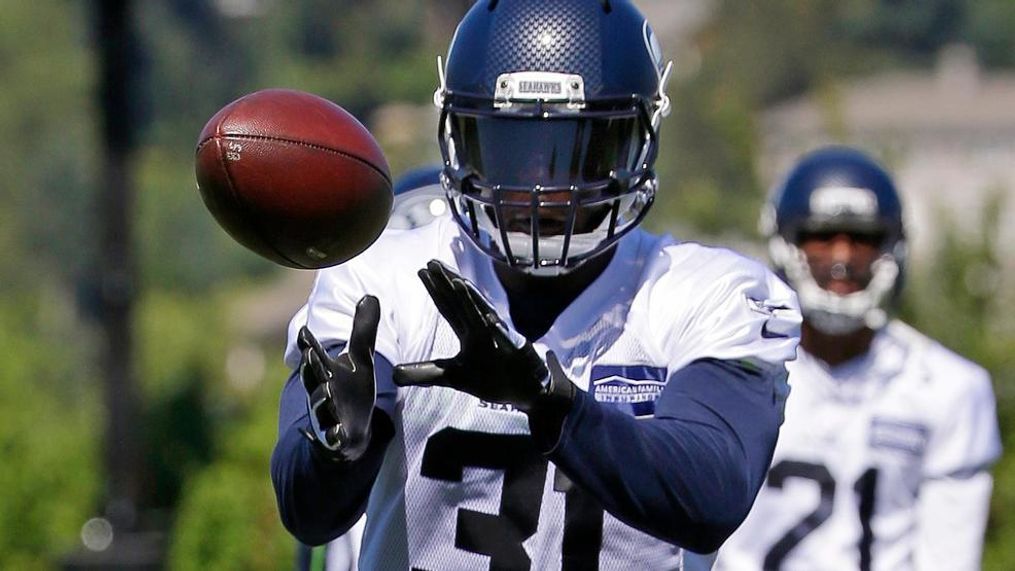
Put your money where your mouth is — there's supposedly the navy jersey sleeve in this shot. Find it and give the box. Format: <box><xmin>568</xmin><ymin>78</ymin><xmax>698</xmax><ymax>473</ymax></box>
<box><xmin>531</xmin><ymin>358</ymin><xmax>782</xmax><ymax>553</ymax></box>
<box><xmin>270</xmin><ymin>347</ymin><xmax>397</xmax><ymax>546</ymax></box>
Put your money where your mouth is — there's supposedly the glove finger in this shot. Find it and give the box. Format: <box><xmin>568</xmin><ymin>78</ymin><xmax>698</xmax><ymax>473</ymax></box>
<box><xmin>298</xmin><ymin>326</ymin><xmax>332</xmax><ymax>370</ymax></box>
<box><xmin>297</xmin><ymin>325</ymin><xmax>312</xmax><ymax>351</ymax></box>
<box><xmin>348</xmin><ymin>295</ymin><xmax>380</xmax><ymax>366</ymax></box>
<box><xmin>419</xmin><ymin>267</ymin><xmax>457</xmax><ymax>317</ymax></box>
<box><xmin>427</xmin><ymin>260</ymin><xmax>467</xmax><ymax>308</ymax></box>
<box><xmin>429</xmin><ymin>260</ymin><xmax>493</xmax><ymax>327</ymax></box>
<box><xmin>459</xmin><ymin>278</ymin><xmax>502</xmax><ymax>326</ymax></box>
<box><xmin>427</xmin><ymin>259</ymin><xmax>462</xmax><ymax>281</ymax></box>
<box><xmin>324</xmin><ymin>424</ymin><xmax>344</xmax><ymax>449</ymax></box>
<box><xmin>392</xmin><ymin>359</ymin><xmax>453</xmax><ymax>387</ymax></box>
<box><xmin>458</xmin><ymin>279</ymin><xmax>528</xmax><ymax>349</ymax></box>
<box><xmin>432</xmin><ymin>260</ymin><xmax>498</xmax><ymax>327</ymax></box>
<box><xmin>425</xmin><ymin>260</ymin><xmax>461</xmax><ymax>301</ymax></box>
<box><xmin>303</xmin><ymin>345</ymin><xmax>333</xmax><ymax>394</ymax></box>
<box><xmin>451</xmin><ymin>278</ymin><xmax>491</xmax><ymax>332</ymax></box>
<box><xmin>300</xmin><ymin>347</ymin><xmax>322</xmax><ymax>393</ymax></box>
<box><xmin>419</xmin><ymin>267</ymin><xmax>468</xmax><ymax>337</ymax></box>
<box><xmin>309</xmin><ymin>383</ymin><xmax>338</xmax><ymax>425</ymax></box>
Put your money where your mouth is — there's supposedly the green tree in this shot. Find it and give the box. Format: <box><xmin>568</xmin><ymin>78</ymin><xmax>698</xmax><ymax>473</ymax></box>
<box><xmin>0</xmin><ymin>298</ymin><xmax>100</xmax><ymax>568</ymax></box>
<box><xmin>166</xmin><ymin>354</ymin><xmax>294</xmax><ymax>571</ymax></box>
<box><xmin>0</xmin><ymin>1</ymin><xmax>96</xmax><ymax>290</ymax></box>
<box><xmin>898</xmin><ymin>194</ymin><xmax>1015</xmax><ymax>568</ymax></box>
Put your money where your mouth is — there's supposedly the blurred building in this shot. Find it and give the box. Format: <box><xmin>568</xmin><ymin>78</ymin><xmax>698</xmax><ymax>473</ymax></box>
<box><xmin>759</xmin><ymin>44</ymin><xmax>1015</xmax><ymax>270</ymax></box>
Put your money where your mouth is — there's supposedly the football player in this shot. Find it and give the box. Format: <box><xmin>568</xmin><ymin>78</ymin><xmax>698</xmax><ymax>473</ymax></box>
<box><xmin>271</xmin><ymin>1</ymin><xmax>802</xmax><ymax>569</ymax></box>
<box><xmin>295</xmin><ymin>165</ymin><xmax>448</xmax><ymax>571</ymax></box>
<box><xmin>710</xmin><ymin>147</ymin><xmax>1002</xmax><ymax>570</ymax></box>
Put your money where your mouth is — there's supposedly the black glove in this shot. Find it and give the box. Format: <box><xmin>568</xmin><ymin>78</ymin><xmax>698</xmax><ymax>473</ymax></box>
<box><xmin>392</xmin><ymin>260</ymin><xmax>573</xmax><ymax>413</ymax></box>
<box><xmin>298</xmin><ymin>295</ymin><xmax>380</xmax><ymax>462</ymax></box>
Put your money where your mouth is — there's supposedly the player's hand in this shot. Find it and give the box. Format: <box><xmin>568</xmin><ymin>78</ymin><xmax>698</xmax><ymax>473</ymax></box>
<box><xmin>392</xmin><ymin>260</ymin><xmax>553</xmax><ymax>411</ymax></box>
<box><xmin>298</xmin><ymin>295</ymin><xmax>379</xmax><ymax>462</ymax></box>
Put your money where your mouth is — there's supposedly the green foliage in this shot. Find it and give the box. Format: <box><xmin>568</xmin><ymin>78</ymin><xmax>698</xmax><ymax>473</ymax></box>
<box><xmin>136</xmin><ymin>288</ymin><xmax>295</xmax><ymax>569</ymax></box>
<box><xmin>897</xmin><ymin>194</ymin><xmax>1015</xmax><ymax>568</ymax></box>
<box><xmin>964</xmin><ymin>0</ymin><xmax>1015</xmax><ymax>67</ymax></box>
<box><xmin>651</xmin><ymin>0</ymin><xmax>887</xmax><ymax>239</ymax></box>
<box><xmin>838</xmin><ymin>0</ymin><xmax>1015</xmax><ymax>68</ymax></box>
<box><xmin>0</xmin><ymin>298</ymin><xmax>100</xmax><ymax>568</ymax></box>
<box><xmin>987</xmin><ymin>450</ymin><xmax>1015</xmax><ymax>570</ymax></box>
<box><xmin>166</xmin><ymin>358</ymin><xmax>294</xmax><ymax>571</ymax></box>
<box><xmin>0</xmin><ymin>0</ymin><xmax>95</xmax><ymax>289</ymax></box>
<box><xmin>839</xmin><ymin>0</ymin><xmax>965</xmax><ymax>55</ymax></box>
<box><xmin>135</xmin><ymin>288</ymin><xmax>275</xmax><ymax>511</ymax></box>
<box><xmin>898</xmin><ymin>192</ymin><xmax>1009</xmax><ymax>368</ymax></box>
<box><xmin>254</xmin><ymin>0</ymin><xmax>433</xmax><ymax>118</ymax></box>
<box><xmin>652</xmin><ymin>80</ymin><xmax>761</xmax><ymax>236</ymax></box>
<box><xmin>167</xmin><ymin>458</ymin><xmax>293</xmax><ymax>571</ymax></box>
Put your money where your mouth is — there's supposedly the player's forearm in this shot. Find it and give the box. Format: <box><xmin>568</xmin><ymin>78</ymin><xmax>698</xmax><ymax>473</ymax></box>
<box><xmin>533</xmin><ymin>359</ymin><xmax>782</xmax><ymax>553</ymax></box>
<box><xmin>270</xmin><ymin>371</ymin><xmax>393</xmax><ymax>545</ymax></box>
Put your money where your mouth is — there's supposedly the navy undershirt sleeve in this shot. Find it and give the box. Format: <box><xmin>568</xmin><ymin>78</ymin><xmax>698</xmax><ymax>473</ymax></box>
<box><xmin>270</xmin><ymin>344</ymin><xmax>397</xmax><ymax>546</ymax></box>
<box><xmin>537</xmin><ymin>358</ymin><xmax>783</xmax><ymax>553</ymax></box>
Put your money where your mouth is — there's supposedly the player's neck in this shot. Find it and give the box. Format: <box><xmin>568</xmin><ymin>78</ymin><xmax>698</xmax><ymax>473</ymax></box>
<box><xmin>800</xmin><ymin>320</ymin><xmax>875</xmax><ymax>368</ymax></box>
<box><xmin>494</xmin><ymin>247</ymin><xmax>616</xmax><ymax>341</ymax></box>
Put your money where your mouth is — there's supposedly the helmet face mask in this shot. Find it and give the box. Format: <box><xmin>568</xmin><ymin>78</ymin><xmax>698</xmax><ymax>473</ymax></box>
<box><xmin>435</xmin><ymin>0</ymin><xmax>670</xmax><ymax>274</ymax></box>
<box><xmin>768</xmin><ymin>233</ymin><xmax>903</xmax><ymax>335</ymax></box>
<box><xmin>763</xmin><ymin>147</ymin><xmax>907</xmax><ymax>335</ymax></box>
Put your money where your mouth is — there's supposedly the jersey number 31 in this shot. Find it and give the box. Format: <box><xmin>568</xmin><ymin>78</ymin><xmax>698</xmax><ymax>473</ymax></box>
<box><xmin>420</xmin><ymin>428</ymin><xmax>603</xmax><ymax>571</ymax></box>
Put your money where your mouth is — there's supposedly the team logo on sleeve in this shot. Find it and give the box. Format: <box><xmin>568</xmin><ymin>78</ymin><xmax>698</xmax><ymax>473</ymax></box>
<box><xmin>589</xmin><ymin>365</ymin><xmax>668</xmax><ymax>418</ymax></box>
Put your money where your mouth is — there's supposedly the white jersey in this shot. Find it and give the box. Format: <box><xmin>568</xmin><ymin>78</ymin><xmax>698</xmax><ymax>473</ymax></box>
<box><xmin>285</xmin><ymin>217</ymin><xmax>801</xmax><ymax>570</ymax></box>
<box><xmin>713</xmin><ymin>321</ymin><xmax>1001</xmax><ymax>571</ymax></box>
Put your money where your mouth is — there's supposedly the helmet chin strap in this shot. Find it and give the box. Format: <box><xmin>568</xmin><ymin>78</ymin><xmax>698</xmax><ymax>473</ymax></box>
<box><xmin>769</xmin><ymin>236</ymin><xmax>900</xmax><ymax>335</ymax></box>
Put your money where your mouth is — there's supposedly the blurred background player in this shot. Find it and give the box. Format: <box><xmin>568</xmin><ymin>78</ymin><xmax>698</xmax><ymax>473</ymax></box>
<box><xmin>295</xmin><ymin>164</ymin><xmax>446</xmax><ymax>571</ymax></box>
<box><xmin>710</xmin><ymin>146</ymin><xmax>1002</xmax><ymax>570</ymax></box>
<box><xmin>271</xmin><ymin>1</ymin><xmax>802</xmax><ymax>569</ymax></box>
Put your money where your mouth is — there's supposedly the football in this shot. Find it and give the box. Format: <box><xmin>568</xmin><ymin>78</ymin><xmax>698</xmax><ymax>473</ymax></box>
<box><xmin>195</xmin><ymin>89</ymin><xmax>393</xmax><ymax>269</ymax></box>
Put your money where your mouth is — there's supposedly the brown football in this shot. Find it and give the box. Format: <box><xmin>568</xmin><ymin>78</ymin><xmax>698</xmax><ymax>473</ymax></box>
<box><xmin>195</xmin><ymin>89</ymin><xmax>392</xmax><ymax>269</ymax></box>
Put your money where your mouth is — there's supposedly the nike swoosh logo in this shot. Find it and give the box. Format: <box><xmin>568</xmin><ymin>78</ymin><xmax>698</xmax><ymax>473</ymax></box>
<box><xmin>761</xmin><ymin>320</ymin><xmax>790</xmax><ymax>339</ymax></box>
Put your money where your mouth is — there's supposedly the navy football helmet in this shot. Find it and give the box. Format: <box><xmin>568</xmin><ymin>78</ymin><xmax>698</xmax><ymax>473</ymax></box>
<box><xmin>435</xmin><ymin>0</ymin><xmax>672</xmax><ymax>274</ymax></box>
<box><xmin>761</xmin><ymin>146</ymin><xmax>907</xmax><ymax>334</ymax></box>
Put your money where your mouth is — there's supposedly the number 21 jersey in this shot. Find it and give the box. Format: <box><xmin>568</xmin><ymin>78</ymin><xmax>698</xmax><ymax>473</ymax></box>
<box><xmin>714</xmin><ymin>322</ymin><xmax>1001</xmax><ymax>571</ymax></box>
